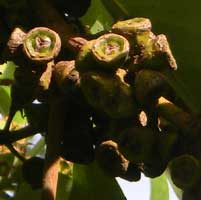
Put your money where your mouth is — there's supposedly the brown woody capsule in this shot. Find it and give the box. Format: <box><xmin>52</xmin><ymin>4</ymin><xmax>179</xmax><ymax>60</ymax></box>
<box><xmin>7</xmin><ymin>27</ymin><xmax>26</xmax><ymax>54</ymax></box>
<box><xmin>118</xmin><ymin>126</ymin><xmax>156</xmax><ymax>163</ymax></box>
<box><xmin>156</xmin><ymin>97</ymin><xmax>192</xmax><ymax>132</ymax></box>
<box><xmin>134</xmin><ymin>69</ymin><xmax>172</xmax><ymax>107</ymax></box>
<box><xmin>35</xmin><ymin>60</ymin><xmax>54</xmax><ymax>101</ymax></box>
<box><xmin>81</xmin><ymin>71</ymin><xmax>137</xmax><ymax>119</ymax></box>
<box><xmin>95</xmin><ymin>140</ymin><xmax>129</xmax><ymax>177</ymax></box>
<box><xmin>75</xmin><ymin>40</ymin><xmax>96</xmax><ymax>72</ymax></box>
<box><xmin>112</xmin><ymin>18</ymin><xmax>152</xmax><ymax>35</ymax></box>
<box><xmin>1</xmin><ymin>27</ymin><xmax>26</xmax><ymax>65</ymax></box>
<box><xmin>158</xmin><ymin>132</ymin><xmax>178</xmax><ymax>161</ymax></box>
<box><xmin>54</xmin><ymin>60</ymin><xmax>78</xmax><ymax>91</ymax></box>
<box><xmin>119</xmin><ymin>162</ymin><xmax>141</xmax><ymax>182</ymax></box>
<box><xmin>133</xmin><ymin>32</ymin><xmax>177</xmax><ymax>71</ymax></box>
<box><xmin>53</xmin><ymin>60</ymin><xmax>88</xmax><ymax>108</ymax></box>
<box><xmin>154</xmin><ymin>34</ymin><xmax>177</xmax><ymax>70</ymax></box>
<box><xmin>141</xmin><ymin>159</ymin><xmax>168</xmax><ymax>178</ymax></box>
<box><xmin>23</xmin><ymin>27</ymin><xmax>61</xmax><ymax>63</ymax></box>
<box><xmin>67</xmin><ymin>36</ymin><xmax>88</xmax><ymax>54</ymax></box>
<box><xmin>91</xmin><ymin>33</ymin><xmax>130</xmax><ymax>70</ymax></box>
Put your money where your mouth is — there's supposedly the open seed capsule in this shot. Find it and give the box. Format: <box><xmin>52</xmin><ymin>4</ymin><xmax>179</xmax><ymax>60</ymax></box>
<box><xmin>81</xmin><ymin>71</ymin><xmax>137</xmax><ymax>119</ymax></box>
<box><xmin>133</xmin><ymin>32</ymin><xmax>177</xmax><ymax>71</ymax></box>
<box><xmin>154</xmin><ymin>34</ymin><xmax>177</xmax><ymax>70</ymax></box>
<box><xmin>169</xmin><ymin>154</ymin><xmax>201</xmax><ymax>189</ymax></box>
<box><xmin>92</xmin><ymin>33</ymin><xmax>130</xmax><ymax>70</ymax></box>
<box><xmin>23</xmin><ymin>27</ymin><xmax>61</xmax><ymax>62</ymax></box>
<box><xmin>112</xmin><ymin>18</ymin><xmax>152</xmax><ymax>35</ymax></box>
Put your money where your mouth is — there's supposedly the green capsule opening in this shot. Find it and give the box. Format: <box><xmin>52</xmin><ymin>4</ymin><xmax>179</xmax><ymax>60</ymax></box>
<box><xmin>92</xmin><ymin>33</ymin><xmax>129</xmax><ymax>69</ymax></box>
<box><xmin>23</xmin><ymin>27</ymin><xmax>61</xmax><ymax>62</ymax></box>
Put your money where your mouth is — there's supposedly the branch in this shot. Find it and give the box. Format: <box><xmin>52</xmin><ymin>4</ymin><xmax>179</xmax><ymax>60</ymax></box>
<box><xmin>0</xmin><ymin>126</ymin><xmax>36</xmax><ymax>144</ymax></box>
<box><xmin>42</xmin><ymin>96</ymin><xmax>64</xmax><ymax>200</ymax></box>
<box><xmin>0</xmin><ymin>79</ymin><xmax>14</xmax><ymax>86</ymax></box>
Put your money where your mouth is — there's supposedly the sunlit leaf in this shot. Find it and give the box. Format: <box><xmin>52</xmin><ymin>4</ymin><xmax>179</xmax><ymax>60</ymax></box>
<box><xmin>12</xmin><ymin>111</ymin><xmax>27</xmax><ymax>126</ymax></box>
<box><xmin>25</xmin><ymin>136</ymin><xmax>45</xmax><ymax>157</ymax></box>
<box><xmin>150</xmin><ymin>174</ymin><xmax>169</xmax><ymax>200</ymax></box>
<box><xmin>0</xmin><ymin>62</ymin><xmax>16</xmax><ymax>116</ymax></box>
<box><xmin>0</xmin><ymin>87</ymin><xmax>10</xmax><ymax>116</ymax></box>
<box><xmin>0</xmin><ymin>62</ymin><xmax>16</xmax><ymax>80</ymax></box>
<box><xmin>81</xmin><ymin>0</ymin><xmax>114</xmax><ymax>35</ymax></box>
<box><xmin>68</xmin><ymin>162</ymin><xmax>126</xmax><ymax>200</ymax></box>
<box><xmin>165</xmin><ymin>170</ymin><xmax>183</xmax><ymax>200</ymax></box>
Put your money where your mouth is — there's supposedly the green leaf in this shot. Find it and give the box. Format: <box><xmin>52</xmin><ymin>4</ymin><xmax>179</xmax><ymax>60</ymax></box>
<box><xmin>68</xmin><ymin>162</ymin><xmax>126</xmax><ymax>200</ymax></box>
<box><xmin>56</xmin><ymin>173</ymin><xmax>73</xmax><ymax>200</ymax></box>
<box><xmin>101</xmin><ymin>0</ymin><xmax>130</xmax><ymax>19</ymax></box>
<box><xmin>165</xmin><ymin>170</ymin><xmax>183</xmax><ymax>200</ymax></box>
<box><xmin>12</xmin><ymin>111</ymin><xmax>27</xmax><ymax>126</ymax></box>
<box><xmin>150</xmin><ymin>174</ymin><xmax>169</xmax><ymax>200</ymax></box>
<box><xmin>0</xmin><ymin>87</ymin><xmax>10</xmax><ymax>116</ymax></box>
<box><xmin>0</xmin><ymin>62</ymin><xmax>16</xmax><ymax>80</ymax></box>
<box><xmin>25</xmin><ymin>137</ymin><xmax>45</xmax><ymax>157</ymax></box>
<box><xmin>81</xmin><ymin>0</ymin><xmax>114</xmax><ymax>35</ymax></box>
<box><xmin>0</xmin><ymin>62</ymin><xmax>16</xmax><ymax>116</ymax></box>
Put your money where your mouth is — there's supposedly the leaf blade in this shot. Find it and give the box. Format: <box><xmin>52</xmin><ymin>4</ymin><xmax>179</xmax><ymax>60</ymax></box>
<box><xmin>68</xmin><ymin>162</ymin><xmax>126</xmax><ymax>200</ymax></box>
<box><xmin>150</xmin><ymin>174</ymin><xmax>169</xmax><ymax>200</ymax></box>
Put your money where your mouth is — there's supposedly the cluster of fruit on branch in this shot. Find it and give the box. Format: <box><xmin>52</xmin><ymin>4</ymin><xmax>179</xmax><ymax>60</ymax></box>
<box><xmin>1</xmin><ymin>17</ymin><xmax>201</xmax><ymax>197</ymax></box>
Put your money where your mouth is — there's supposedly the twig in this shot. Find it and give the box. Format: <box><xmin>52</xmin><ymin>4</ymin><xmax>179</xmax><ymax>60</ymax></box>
<box><xmin>0</xmin><ymin>79</ymin><xmax>14</xmax><ymax>86</ymax></box>
<box><xmin>0</xmin><ymin>126</ymin><xmax>36</xmax><ymax>144</ymax></box>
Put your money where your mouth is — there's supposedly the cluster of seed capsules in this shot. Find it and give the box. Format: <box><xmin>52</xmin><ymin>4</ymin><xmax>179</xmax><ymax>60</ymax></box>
<box><xmin>3</xmin><ymin>18</ymin><xmax>201</xmax><ymax>196</ymax></box>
